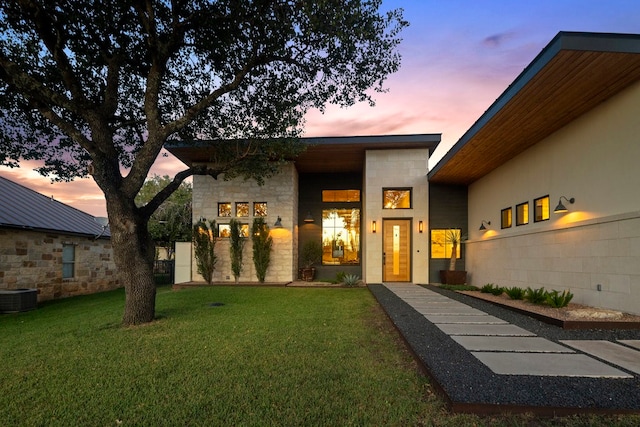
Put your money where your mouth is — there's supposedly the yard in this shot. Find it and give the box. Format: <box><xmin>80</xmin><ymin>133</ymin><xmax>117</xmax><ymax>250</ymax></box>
<box><xmin>0</xmin><ymin>285</ymin><xmax>637</xmax><ymax>426</ymax></box>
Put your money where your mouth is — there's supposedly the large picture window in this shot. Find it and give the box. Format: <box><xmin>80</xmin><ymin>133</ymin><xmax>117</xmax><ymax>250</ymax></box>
<box><xmin>430</xmin><ymin>229</ymin><xmax>461</xmax><ymax>259</ymax></box>
<box><xmin>322</xmin><ymin>209</ymin><xmax>360</xmax><ymax>265</ymax></box>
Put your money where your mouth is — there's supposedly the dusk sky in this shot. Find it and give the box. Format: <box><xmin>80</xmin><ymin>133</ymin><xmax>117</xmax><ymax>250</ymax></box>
<box><xmin>2</xmin><ymin>0</ymin><xmax>640</xmax><ymax>217</ymax></box>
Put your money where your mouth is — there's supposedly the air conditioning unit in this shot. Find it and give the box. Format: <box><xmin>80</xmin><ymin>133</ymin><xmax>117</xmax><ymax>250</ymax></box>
<box><xmin>0</xmin><ymin>289</ymin><xmax>38</xmax><ymax>313</ymax></box>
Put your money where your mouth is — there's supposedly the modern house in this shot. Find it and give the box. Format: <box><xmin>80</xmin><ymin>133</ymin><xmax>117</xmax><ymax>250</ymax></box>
<box><xmin>168</xmin><ymin>31</ymin><xmax>640</xmax><ymax>315</ymax></box>
<box><xmin>0</xmin><ymin>175</ymin><xmax>119</xmax><ymax>301</ymax></box>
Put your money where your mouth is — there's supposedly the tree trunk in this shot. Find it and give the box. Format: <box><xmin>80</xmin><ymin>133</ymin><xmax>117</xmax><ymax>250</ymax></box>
<box><xmin>449</xmin><ymin>241</ymin><xmax>458</xmax><ymax>271</ymax></box>
<box><xmin>107</xmin><ymin>197</ymin><xmax>157</xmax><ymax>326</ymax></box>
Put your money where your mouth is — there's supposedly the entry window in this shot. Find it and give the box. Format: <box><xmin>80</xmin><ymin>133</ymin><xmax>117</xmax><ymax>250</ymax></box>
<box><xmin>534</xmin><ymin>196</ymin><xmax>550</xmax><ymax>222</ymax></box>
<box><xmin>383</xmin><ymin>188</ymin><xmax>411</xmax><ymax>209</ymax></box>
<box><xmin>322</xmin><ymin>190</ymin><xmax>360</xmax><ymax>202</ymax></box>
<box><xmin>516</xmin><ymin>202</ymin><xmax>529</xmax><ymax>226</ymax></box>
<box><xmin>62</xmin><ymin>244</ymin><xmax>75</xmax><ymax>279</ymax></box>
<box><xmin>322</xmin><ymin>209</ymin><xmax>360</xmax><ymax>265</ymax></box>
<box><xmin>501</xmin><ymin>207</ymin><xmax>512</xmax><ymax>229</ymax></box>
<box><xmin>430</xmin><ymin>229</ymin><xmax>461</xmax><ymax>259</ymax></box>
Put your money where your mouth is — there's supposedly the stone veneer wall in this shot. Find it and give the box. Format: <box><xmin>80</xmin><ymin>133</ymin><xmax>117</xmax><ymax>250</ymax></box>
<box><xmin>191</xmin><ymin>164</ymin><xmax>298</xmax><ymax>283</ymax></box>
<box><xmin>0</xmin><ymin>228</ymin><xmax>119</xmax><ymax>301</ymax></box>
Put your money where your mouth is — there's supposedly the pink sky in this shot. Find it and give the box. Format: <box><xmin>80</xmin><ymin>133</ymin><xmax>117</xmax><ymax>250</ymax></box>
<box><xmin>2</xmin><ymin>0</ymin><xmax>640</xmax><ymax>217</ymax></box>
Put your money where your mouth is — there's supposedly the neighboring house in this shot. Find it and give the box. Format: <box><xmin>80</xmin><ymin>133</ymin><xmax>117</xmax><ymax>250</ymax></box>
<box><xmin>429</xmin><ymin>32</ymin><xmax>640</xmax><ymax>315</ymax></box>
<box><xmin>167</xmin><ymin>31</ymin><xmax>640</xmax><ymax>316</ymax></box>
<box><xmin>0</xmin><ymin>175</ymin><xmax>119</xmax><ymax>301</ymax></box>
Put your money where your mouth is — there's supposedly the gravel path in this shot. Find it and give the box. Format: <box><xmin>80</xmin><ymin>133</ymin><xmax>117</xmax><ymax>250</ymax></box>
<box><xmin>369</xmin><ymin>284</ymin><xmax>640</xmax><ymax>414</ymax></box>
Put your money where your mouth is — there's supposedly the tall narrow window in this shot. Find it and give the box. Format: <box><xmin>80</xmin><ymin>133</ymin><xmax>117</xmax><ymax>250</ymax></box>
<box><xmin>516</xmin><ymin>202</ymin><xmax>529</xmax><ymax>226</ymax></box>
<box><xmin>383</xmin><ymin>188</ymin><xmax>411</xmax><ymax>209</ymax></box>
<box><xmin>322</xmin><ymin>209</ymin><xmax>360</xmax><ymax>265</ymax></box>
<box><xmin>62</xmin><ymin>244</ymin><xmax>75</xmax><ymax>279</ymax></box>
<box><xmin>534</xmin><ymin>196</ymin><xmax>550</xmax><ymax>222</ymax></box>
<box><xmin>501</xmin><ymin>207</ymin><xmax>512</xmax><ymax>229</ymax></box>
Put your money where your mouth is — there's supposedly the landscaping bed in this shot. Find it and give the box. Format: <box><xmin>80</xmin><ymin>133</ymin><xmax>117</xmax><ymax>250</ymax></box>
<box><xmin>458</xmin><ymin>290</ymin><xmax>640</xmax><ymax>330</ymax></box>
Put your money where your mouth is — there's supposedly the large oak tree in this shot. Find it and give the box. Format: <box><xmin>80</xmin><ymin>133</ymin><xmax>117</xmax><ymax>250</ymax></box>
<box><xmin>0</xmin><ymin>0</ymin><xmax>406</xmax><ymax>325</ymax></box>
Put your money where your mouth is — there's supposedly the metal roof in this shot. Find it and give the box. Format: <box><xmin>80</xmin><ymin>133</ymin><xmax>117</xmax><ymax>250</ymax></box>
<box><xmin>166</xmin><ymin>134</ymin><xmax>441</xmax><ymax>174</ymax></box>
<box><xmin>0</xmin><ymin>175</ymin><xmax>110</xmax><ymax>239</ymax></box>
<box><xmin>428</xmin><ymin>32</ymin><xmax>640</xmax><ymax>185</ymax></box>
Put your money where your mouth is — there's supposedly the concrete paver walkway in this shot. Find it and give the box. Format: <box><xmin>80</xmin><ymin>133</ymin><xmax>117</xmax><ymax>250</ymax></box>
<box><xmin>385</xmin><ymin>284</ymin><xmax>635</xmax><ymax>378</ymax></box>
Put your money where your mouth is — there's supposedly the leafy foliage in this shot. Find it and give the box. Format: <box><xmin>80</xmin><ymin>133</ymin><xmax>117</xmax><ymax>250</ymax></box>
<box><xmin>251</xmin><ymin>217</ymin><xmax>272</xmax><ymax>283</ymax></box>
<box><xmin>228</xmin><ymin>219</ymin><xmax>245</xmax><ymax>283</ymax></box>
<box><xmin>136</xmin><ymin>175</ymin><xmax>192</xmax><ymax>259</ymax></box>
<box><xmin>481</xmin><ymin>283</ymin><xmax>504</xmax><ymax>295</ymax></box>
<box><xmin>524</xmin><ymin>287</ymin><xmax>548</xmax><ymax>304</ymax></box>
<box><xmin>439</xmin><ymin>284</ymin><xmax>479</xmax><ymax>291</ymax></box>
<box><xmin>545</xmin><ymin>289</ymin><xmax>574</xmax><ymax>308</ymax></box>
<box><xmin>504</xmin><ymin>286</ymin><xmax>525</xmax><ymax>300</ymax></box>
<box><xmin>192</xmin><ymin>220</ymin><xmax>217</xmax><ymax>285</ymax></box>
<box><xmin>301</xmin><ymin>240</ymin><xmax>323</xmax><ymax>268</ymax></box>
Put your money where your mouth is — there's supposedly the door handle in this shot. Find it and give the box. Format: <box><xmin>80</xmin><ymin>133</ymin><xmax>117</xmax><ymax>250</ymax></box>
<box><xmin>383</xmin><ymin>252</ymin><xmax>386</xmax><ymax>265</ymax></box>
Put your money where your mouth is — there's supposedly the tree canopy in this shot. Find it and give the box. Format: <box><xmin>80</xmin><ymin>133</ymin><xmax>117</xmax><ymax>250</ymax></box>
<box><xmin>0</xmin><ymin>0</ymin><xmax>407</xmax><ymax>325</ymax></box>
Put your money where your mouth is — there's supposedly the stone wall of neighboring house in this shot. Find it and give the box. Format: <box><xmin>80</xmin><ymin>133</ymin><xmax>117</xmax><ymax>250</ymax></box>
<box><xmin>0</xmin><ymin>228</ymin><xmax>119</xmax><ymax>301</ymax></box>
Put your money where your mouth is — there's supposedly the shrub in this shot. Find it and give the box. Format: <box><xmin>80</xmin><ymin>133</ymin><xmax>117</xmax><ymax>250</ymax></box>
<box><xmin>546</xmin><ymin>289</ymin><xmax>574</xmax><ymax>308</ymax></box>
<box><xmin>342</xmin><ymin>274</ymin><xmax>361</xmax><ymax>287</ymax></box>
<box><xmin>251</xmin><ymin>217</ymin><xmax>272</xmax><ymax>283</ymax></box>
<box><xmin>504</xmin><ymin>286</ymin><xmax>525</xmax><ymax>300</ymax></box>
<box><xmin>192</xmin><ymin>220</ymin><xmax>217</xmax><ymax>285</ymax></box>
<box><xmin>481</xmin><ymin>283</ymin><xmax>504</xmax><ymax>295</ymax></box>
<box><xmin>229</xmin><ymin>219</ymin><xmax>246</xmax><ymax>283</ymax></box>
<box><xmin>524</xmin><ymin>287</ymin><xmax>547</xmax><ymax>304</ymax></box>
<box><xmin>336</xmin><ymin>271</ymin><xmax>346</xmax><ymax>283</ymax></box>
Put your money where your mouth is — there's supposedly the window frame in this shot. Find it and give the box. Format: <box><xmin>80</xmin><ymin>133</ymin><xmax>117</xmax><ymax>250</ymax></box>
<box><xmin>253</xmin><ymin>202</ymin><xmax>268</xmax><ymax>217</ymax></box>
<box><xmin>382</xmin><ymin>188</ymin><xmax>412</xmax><ymax>209</ymax></box>
<box><xmin>515</xmin><ymin>201</ymin><xmax>529</xmax><ymax>226</ymax></box>
<box><xmin>534</xmin><ymin>195</ymin><xmax>550</xmax><ymax>223</ymax></box>
<box><xmin>430</xmin><ymin>228</ymin><xmax>461</xmax><ymax>259</ymax></box>
<box><xmin>235</xmin><ymin>202</ymin><xmax>249</xmax><ymax>217</ymax></box>
<box><xmin>218</xmin><ymin>202</ymin><xmax>231</xmax><ymax>217</ymax></box>
<box><xmin>321</xmin><ymin>208</ymin><xmax>361</xmax><ymax>266</ymax></box>
<box><xmin>62</xmin><ymin>243</ymin><xmax>75</xmax><ymax>279</ymax></box>
<box><xmin>501</xmin><ymin>207</ymin><xmax>512</xmax><ymax>229</ymax></box>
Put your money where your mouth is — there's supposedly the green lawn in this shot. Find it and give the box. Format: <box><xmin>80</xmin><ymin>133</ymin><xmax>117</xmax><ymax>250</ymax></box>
<box><xmin>0</xmin><ymin>286</ymin><xmax>638</xmax><ymax>426</ymax></box>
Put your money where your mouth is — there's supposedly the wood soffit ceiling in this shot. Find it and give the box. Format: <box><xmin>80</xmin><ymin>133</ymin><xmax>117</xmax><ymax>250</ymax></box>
<box><xmin>428</xmin><ymin>32</ymin><xmax>640</xmax><ymax>185</ymax></box>
<box><xmin>167</xmin><ymin>135</ymin><xmax>441</xmax><ymax>174</ymax></box>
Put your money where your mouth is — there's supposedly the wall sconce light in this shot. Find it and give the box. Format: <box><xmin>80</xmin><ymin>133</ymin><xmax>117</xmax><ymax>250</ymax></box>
<box><xmin>479</xmin><ymin>220</ymin><xmax>491</xmax><ymax>231</ymax></box>
<box><xmin>273</xmin><ymin>216</ymin><xmax>283</xmax><ymax>228</ymax></box>
<box><xmin>371</xmin><ymin>220</ymin><xmax>377</xmax><ymax>233</ymax></box>
<box><xmin>304</xmin><ymin>212</ymin><xmax>314</xmax><ymax>223</ymax></box>
<box><xmin>418</xmin><ymin>221</ymin><xmax>424</xmax><ymax>233</ymax></box>
<box><xmin>554</xmin><ymin>196</ymin><xmax>575</xmax><ymax>214</ymax></box>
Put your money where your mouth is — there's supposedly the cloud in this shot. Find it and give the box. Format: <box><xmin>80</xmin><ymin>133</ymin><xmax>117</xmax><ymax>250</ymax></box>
<box><xmin>482</xmin><ymin>31</ymin><xmax>516</xmax><ymax>48</ymax></box>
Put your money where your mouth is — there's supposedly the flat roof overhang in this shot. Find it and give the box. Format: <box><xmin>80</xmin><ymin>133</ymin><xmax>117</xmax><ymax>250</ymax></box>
<box><xmin>167</xmin><ymin>134</ymin><xmax>441</xmax><ymax>174</ymax></box>
<box><xmin>428</xmin><ymin>32</ymin><xmax>640</xmax><ymax>185</ymax></box>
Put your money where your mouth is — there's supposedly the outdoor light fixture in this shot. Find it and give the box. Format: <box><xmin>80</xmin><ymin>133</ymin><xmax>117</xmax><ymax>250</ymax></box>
<box><xmin>304</xmin><ymin>212</ymin><xmax>314</xmax><ymax>223</ymax></box>
<box><xmin>554</xmin><ymin>196</ymin><xmax>575</xmax><ymax>214</ymax></box>
<box><xmin>419</xmin><ymin>221</ymin><xmax>424</xmax><ymax>233</ymax></box>
<box><xmin>371</xmin><ymin>220</ymin><xmax>377</xmax><ymax>233</ymax></box>
<box><xmin>479</xmin><ymin>220</ymin><xmax>491</xmax><ymax>231</ymax></box>
<box><xmin>273</xmin><ymin>216</ymin><xmax>283</xmax><ymax>228</ymax></box>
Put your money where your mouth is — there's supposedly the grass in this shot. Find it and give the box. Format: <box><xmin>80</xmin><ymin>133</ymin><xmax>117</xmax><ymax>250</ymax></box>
<box><xmin>1</xmin><ymin>286</ymin><xmax>638</xmax><ymax>426</ymax></box>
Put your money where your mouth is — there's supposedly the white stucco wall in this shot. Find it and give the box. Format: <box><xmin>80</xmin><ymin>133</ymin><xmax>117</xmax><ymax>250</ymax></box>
<box><xmin>364</xmin><ymin>149</ymin><xmax>430</xmax><ymax>283</ymax></box>
<box><xmin>191</xmin><ymin>164</ymin><xmax>298</xmax><ymax>283</ymax></box>
<box><xmin>466</xmin><ymin>80</ymin><xmax>640</xmax><ymax>314</ymax></box>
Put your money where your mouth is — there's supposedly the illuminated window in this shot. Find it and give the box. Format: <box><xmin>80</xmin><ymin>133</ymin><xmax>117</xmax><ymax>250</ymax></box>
<box><xmin>236</xmin><ymin>202</ymin><xmax>249</xmax><ymax>217</ymax></box>
<box><xmin>430</xmin><ymin>229</ymin><xmax>461</xmax><ymax>259</ymax></box>
<box><xmin>534</xmin><ymin>196</ymin><xmax>550</xmax><ymax>222</ymax></box>
<box><xmin>322</xmin><ymin>190</ymin><xmax>360</xmax><ymax>202</ymax></box>
<box><xmin>253</xmin><ymin>202</ymin><xmax>267</xmax><ymax>217</ymax></box>
<box><xmin>516</xmin><ymin>202</ymin><xmax>529</xmax><ymax>226</ymax></box>
<box><xmin>62</xmin><ymin>244</ymin><xmax>75</xmax><ymax>279</ymax></box>
<box><xmin>218</xmin><ymin>224</ymin><xmax>230</xmax><ymax>238</ymax></box>
<box><xmin>322</xmin><ymin>209</ymin><xmax>360</xmax><ymax>265</ymax></box>
<box><xmin>383</xmin><ymin>188</ymin><xmax>411</xmax><ymax>209</ymax></box>
<box><xmin>218</xmin><ymin>202</ymin><xmax>231</xmax><ymax>217</ymax></box>
<box><xmin>501</xmin><ymin>207</ymin><xmax>512</xmax><ymax>229</ymax></box>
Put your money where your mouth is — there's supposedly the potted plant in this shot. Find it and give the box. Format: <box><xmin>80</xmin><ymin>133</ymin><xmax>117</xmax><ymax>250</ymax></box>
<box><xmin>439</xmin><ymin>229</ymin><xmax>467</xmax><ymax>285</ymax></box>
<box><xmin>300</xmin><ymin>240</ymin><xmax>322</xmax><ymax>281</ymax></box>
